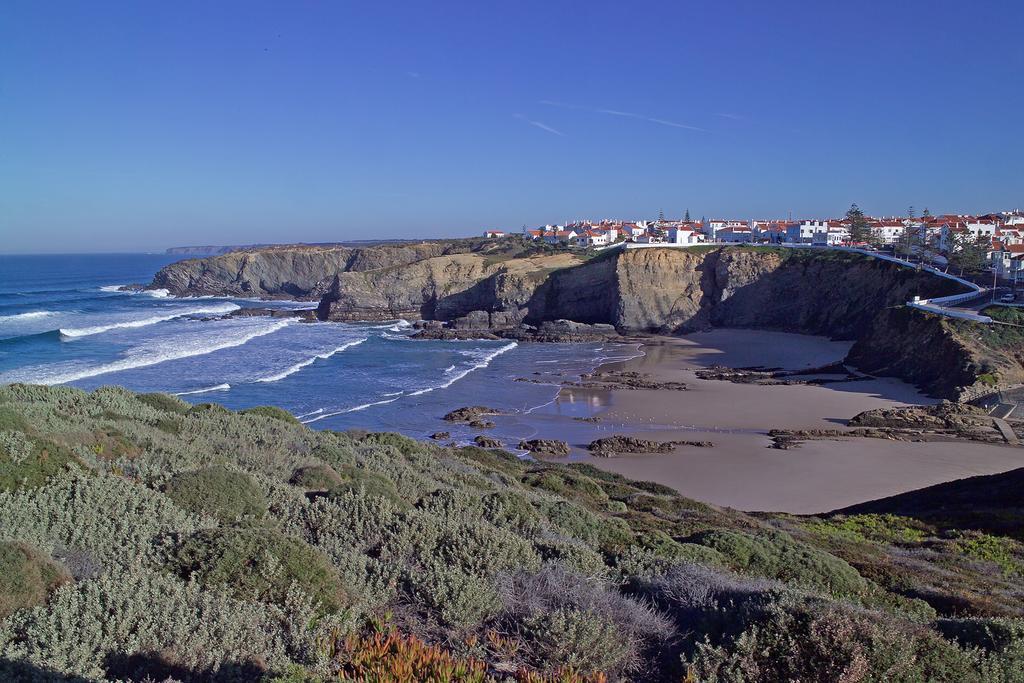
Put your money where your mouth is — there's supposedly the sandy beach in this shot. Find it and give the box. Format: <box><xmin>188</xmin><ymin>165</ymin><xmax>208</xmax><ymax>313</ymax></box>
<box><xmin>498</xmin><ymin>329</ymin><xmax>1023</xmax><ymax>514</ymax></box>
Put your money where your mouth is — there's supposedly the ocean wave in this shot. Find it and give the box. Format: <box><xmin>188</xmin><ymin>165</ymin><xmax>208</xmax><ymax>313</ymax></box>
<box><xmin>5</xmin><ymin>319</ymin><xmax>292</xmax><ymax>386</ymax></box>
<box><xmin>58</xmin><ymin>303</ymin><xmax>240</xmax><ymax>338</ymax></box>
<box><xmin>0</xmin><ymin>311</ymin><xmax>56</xmax><ymax>322</ymax></box>
<box><xmin>255</xmin><ymin>338</ymin><xmax>366</xmax><ymax>383</ymax></box>
<box><xmin>407</xmin><ymin>341</ymin><xmax>517</xmax><ymax>397</ymax></box>
<box><xmin>387</xmin><ymin>319</ymin><xmax>412</xmax><ymax>332</ymax></box>
<box><xmin>301</xmin><ymin>394</ymin><xmax>404</xmax><ymax>424</ymax></box>
<box><xmin>99</xmin><ymin>285</ymin><xmax>171</xmax><ymax>298</ymax></box>
<box><xmin>174</xmin><ymin>383</ymin><xmax>231</xmax><ymax>396</ymax></box>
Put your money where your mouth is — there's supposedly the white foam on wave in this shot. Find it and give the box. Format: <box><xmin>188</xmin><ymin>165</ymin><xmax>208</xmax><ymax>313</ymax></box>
<box><xmin>255</xmin><ymin>338</ymin><xmax>366</xmax><ymax>383</ymax></box>
<box><xmin>5</xmin><ymin>319</ymin><xmax>292</xmax><ymax>386</ymax></box>
<box><xmin>0</xmin><ymin>311</ymin><xmax>56</xmax><ymax>322</ymax></box>
<box><xmin>144</xmin><ymin>288</ymin><xmax>171</xmax><ymax>298</ymax></box>
<box><xmin>99</xmin><ymin>285</ymin><xmax>124</xmax><ymax>293</ymax></box>
<box><xmin>301</xmin><ymin>394</ymin><xmax>404</xmax><ymax>424</ymax></box>
<box><xmin>59</xmin><ymin>303</ymin><xmax>240</xmax><ymax>338</ymax></box>
<box><xmin>407</xmin><ymin>341</ymin><xmax>517</xmax><ymax>397</ymax></box>
<box><xmin>387</xmin><ymin>319</ymin><xmax>412</xmax><ymax>332</ymax></box>
<box><xmin>299</xmin><ymin>339</ymin><xmax>516</xmax><ymax>421</ymax></box>
<box><xmin>174</xmin><ymin>383</ymin><xmax>231</xmax><ymax>396</ymax></box>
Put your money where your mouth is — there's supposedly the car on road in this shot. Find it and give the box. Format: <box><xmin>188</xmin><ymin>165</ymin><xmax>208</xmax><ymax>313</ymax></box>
<box><xmin>1000</xmin><ymin>293</ymin><xmax>1016</xmax><ymax>303</ymax></box>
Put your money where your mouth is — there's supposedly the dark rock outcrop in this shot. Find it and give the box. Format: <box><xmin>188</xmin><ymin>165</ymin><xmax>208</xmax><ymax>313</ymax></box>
<box><xmin>473</xmin><ymin>435</ymin><xmax>503</xmax><ymax>449</ymax></box>
<box><xmin>442</xmin><ymin>406</ymin><xmax>502</xmax><ymax>422</ymax></box>
<box><xmin>518</xmin><ymin>439</ymin><xmax>570</xmax><ymax>456</ymax></box>
<box><xmin>587</xmin><ymin>435</ymin><xmax>713</xmax><ymax>456</ymax></box>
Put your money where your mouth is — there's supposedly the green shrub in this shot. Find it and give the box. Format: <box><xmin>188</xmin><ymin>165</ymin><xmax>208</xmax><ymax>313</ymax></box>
<box><xmin>164</xmin><ymin>466</ymin><xmax>267</xmax><ymax>522</ymax></box>
<box><xmin>137</xmin><ymin>392</ymin><xmax>190</xmax><ymax>415</ymax></box>
<box><xmin>0</xmin><ymin>473</ymin><xmax>206</xmax><ymax>571</ymax></box>
<box><xmin>496</xmin><ymin>565</ymin><xmax>674</xmax><ymax>677</ymax></box>
<box><xmin>167</xmin><ymin>526</ymin><xmax>347</xmax><ymax>613</ymax></box>
<box><xmin>240</xmin><ymin>405</ymin><xmax>302</xmax><ymax>426</ymax></box>
<box><xmin>289</xmin><ymin>464</ymin><xmax>343</xmax><ymax>491</ymax></box>
<box><xmin>359</xmin><ymin>432</ymin><xmax>421</xmax><ymax>456</ymax></box>
<box><xmin>0</xmin><ymin>541</ymin><xmax>70</xmax><ymax>619</ymax></box>
<box><xmin>187</xmin><ymin>402</ymin><xmax>232</xmax><ymax>416</ymax></box>
<box><xmin>0</xmin><ymin>406</ymin><xmax>30</xmax><ymax>433</ymax></box>
<box><xmin>952</xmin><ymin>531</ymin><xmax>1024</xmax><ymax>576</ymax></box>
<box><xmin>805</xmin><ymin>513</ymin><xmax>929</xmax><ymax>545</ymax></box>
<box><xmin>0</xmin><ymin>436</ymin><xmax>79</xmax><ymax>493</ymax></box>
<box><xmin>327</xmin><ymin>465</ymin><xmax>406</xmax><ymax>508</ymax></box>
<box><xmin>0</xmin><ymin>569</ymin><xmax>299</xmax><ymax>680</ymax></box>
<box><xmin>406</xmin><ymin>563</ymin><xmax>501</xmax><ymax>630</ymax></box>
<box><xmin>686</xmin><ymin>597</ymin><xmax>987</xmax><ymax>683</ymax></box>
<box><xmin>542</xmin><ymin>500</ymin><xmax>634</xmax><ymax>553</ymax></box>
<box><xmin>693</xmin><ymin>529</ymin><xmax>869</xmax><ymax>598</ymax></box>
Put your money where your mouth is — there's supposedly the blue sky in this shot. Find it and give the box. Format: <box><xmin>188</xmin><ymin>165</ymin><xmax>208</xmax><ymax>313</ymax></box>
<box><xmin>2</xmin><ymin>1</ymin><xmax>1022</xmax><ymax>253</ymax></box>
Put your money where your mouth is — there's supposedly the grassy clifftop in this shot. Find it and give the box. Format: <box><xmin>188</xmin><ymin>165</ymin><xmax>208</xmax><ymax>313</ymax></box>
<box><xmin>0</xmin><ymin>384</ymin><xmax>1022</xmax><ymax>681</ymax></box>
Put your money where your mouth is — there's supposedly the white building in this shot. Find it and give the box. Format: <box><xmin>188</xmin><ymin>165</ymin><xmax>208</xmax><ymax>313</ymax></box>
<box><xmin>871</xmin><ymin>222</ymin><xmax>906</xmax><ymax>245</ymax></box>
<box><xmin>992</xmin><ymin>244</ymin><xmax>1024</xmax><ymax>283</ymax></box>
<box><xmin>715</xmin><ymin>227</ymin><xmax>753</xmax><ymax>243</ymax></box>
<box><xmin>785</xmin><ymin>220</ymin><xmax>826</xmax><ymax>243</ymax></box>
<box><xmin>668</xmin><ymin>227</ymin><xmax>701</xmax><ymax>244</ymax></box>
<box><xmin>812</xmin><ymin>225</ymin><xmax>851</xmax><ymax>246</ymax></box>
<box><xmin>705</xmin><ymin>219</ymin><xmax>747</xmax><ymax>239</ymax></box>
<box><xmin>623</xmin><ymin>224</ymin><xmax>647</xmax><ymax>240</ymax></box>
<box><xmin>940</xmin><ymin>222</ymin><xmax>998</xmax><ymax>252</ymax></box>
<box><xmin>543</xmin><ymin>230</ymin><xmax>577</xmax><ymax>245</ymax></box>
<box><xmin>634</xmin><ymin>233</ymin><xmax>664</xmax><ymax>244</ymax></box>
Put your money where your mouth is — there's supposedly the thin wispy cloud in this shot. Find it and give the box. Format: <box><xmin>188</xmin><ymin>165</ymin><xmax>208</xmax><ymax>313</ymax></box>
<box><xmin>715</xmin><ymin>112</ymin><xmax>742</xmax><ymax>120</ymax></box>
<box><xmin>513</xmin><ymin>113</ymin><xmax>564</xmax><ymax>136</ymax></box>
<box><xmin>541</xmin><ymin>100</ymin><xmax>705</xmax><ymax>132</ymax></box>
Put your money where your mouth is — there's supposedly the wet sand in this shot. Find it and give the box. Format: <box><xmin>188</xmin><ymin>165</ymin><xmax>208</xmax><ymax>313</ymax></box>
<box><xmin>498</xmin><ymin>329</ymin><xmax>1023</xmax><ymax>514</ymax></box>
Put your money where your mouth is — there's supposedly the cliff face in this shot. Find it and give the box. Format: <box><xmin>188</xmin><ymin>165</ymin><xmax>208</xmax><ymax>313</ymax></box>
<box><xmin>547</xmin><ymin>248</ymin><xmax>962</xmax><ymax>337</ymax></box>
<box><xmin>317</xmin><ymin>246</ymin><xmax>963</xmax><ymax>335</ymax></box>
<box><xmin>846</xmin><ymin>307</ymin><xmax>981</xmax><ymax>398</ymax></box>
<box><xmin>316</xmin><ymin>252</ymin><xmax>587</xmax><ymax>322</ymax></box>
<box><xmin>149</xmin><ymin>242</ymin><xmax>482</xmax><ymax>299</ymax></box>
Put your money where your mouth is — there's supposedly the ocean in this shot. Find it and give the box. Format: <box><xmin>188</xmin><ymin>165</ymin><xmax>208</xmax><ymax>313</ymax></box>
<box><xmin>0</xmin><ymin>253</ymin><xmax>637</xmax><ymax>444</ymax></box>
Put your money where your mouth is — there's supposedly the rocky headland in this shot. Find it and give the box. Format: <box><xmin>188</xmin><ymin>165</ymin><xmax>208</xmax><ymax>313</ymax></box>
<box><xmin>145</xmin><ymin>240</ymin><xmax>1024</xmax><ymax>399</ymax></box>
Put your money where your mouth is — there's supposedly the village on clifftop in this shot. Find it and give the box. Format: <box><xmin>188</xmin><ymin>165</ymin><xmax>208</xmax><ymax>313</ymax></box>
<box><xmin>483</xmin><ymin>208</ymin><xmax>1024</xmax><ymax>285</ymax></box>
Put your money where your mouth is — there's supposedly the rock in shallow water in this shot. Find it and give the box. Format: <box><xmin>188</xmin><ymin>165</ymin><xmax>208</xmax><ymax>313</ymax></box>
<box><xmin>518</xmin><ymin>439</ymin><xmax>570</xmax><ymax>456</ymax></box>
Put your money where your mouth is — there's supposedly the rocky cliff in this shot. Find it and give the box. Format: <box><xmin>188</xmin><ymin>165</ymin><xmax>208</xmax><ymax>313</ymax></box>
<box><xmin>149</xmin><ymin>240</ymin><xmax>496</xmax><ymax>299</ymax></box>
<box><xmin>319</xmin><ymin>246</ymin><xmax>961</xmax><ymax>332</ymax></box>
<box><xmin>849</xmin><ymin>305</ymin><xmax>1024</xmax><ymax>399</ymax></box>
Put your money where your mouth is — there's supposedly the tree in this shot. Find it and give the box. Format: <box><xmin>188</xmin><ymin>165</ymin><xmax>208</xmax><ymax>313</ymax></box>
<box><xmin>908</xmin><ymin>205</ymin><xmax>916</xmax><ymax>220</ymax></box>
<box><xmin>922</xmin><ymin>207</ymin><xmax>931</xmax><ymax>219</ymax></box>
<box><xmin>948</xmin><ymin>231</ymin><xmax>991</xmax><ymax>276</ymax></box>
<box><xmin>846</xmin><ymin>204</ymin><xmax>871</xmax><ymax>244</ymax></box>
<box><xmin>684</xmin><ymin>208</ymin><xmax>691</xmax><ymax>222</ymax></box>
